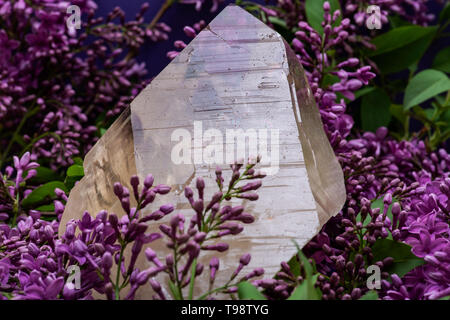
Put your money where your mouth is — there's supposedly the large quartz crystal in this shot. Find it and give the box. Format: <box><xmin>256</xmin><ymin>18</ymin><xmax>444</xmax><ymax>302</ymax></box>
<box><xmin>60</xmin><ymin>5</ymin><xmax>346</xmax><ymax>299</ymax></box>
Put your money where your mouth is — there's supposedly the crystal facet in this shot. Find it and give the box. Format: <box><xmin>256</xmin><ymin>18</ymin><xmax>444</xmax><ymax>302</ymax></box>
<box><xmin>60</xmin><ymin>5</ymin><xmax>346</xmax><ymax>299</ymax></box>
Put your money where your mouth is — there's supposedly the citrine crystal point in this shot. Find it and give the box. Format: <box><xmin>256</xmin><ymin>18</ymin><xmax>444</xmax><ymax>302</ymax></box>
<box><xmin>60</xmin><ymin>5</ymin><xmax>346</xmax><ymax>299</ymax></box>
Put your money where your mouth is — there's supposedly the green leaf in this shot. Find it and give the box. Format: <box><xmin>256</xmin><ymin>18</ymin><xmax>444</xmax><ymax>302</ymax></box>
<box><xmin>389</xmin><ymin>104</ymin><xmax>409</xmax><ymax>135</ymax></box>
<box><xmin>72</xmin><ymin>157</ymin><xmax>83</xmax><ymax>166</ymax></box>
<box><xmin>404</xmin><ymin>69</ymin><xmax>450</xmax><ymax>110</ymax></box>
<box><xmin>65</xmin><ymin>176</ymin><xmax>83</xmax><ymax>191</ymax></box>
<box><xmin>292</xmin><ymin>242</ymin><xmax>314</xmax><ymax>277</ymax></box>
<box><xmin>368</xmin><ymin>26</ymin><xmax>437</xmax><ymax>74</ymax></box>
<box><xmin>372</xmin><ymin>239</ymin><xmax>425</xmax><ymax>277</ymax></box>
<box><xmin>29</xmin><ymin>166</ymin><xmax>63</xmax><ymax>184</ymax></box>
<box><xmin>432</xmin><ymin>47</ymin><xmax>450</xmax><ymax>73</ymax></box>
<box><xmin>287</xmin><ymin>255</ymin><xmax>301</xmax><ymax>278</ymax></box>
<box><xmin>64</xmin><ymin>164</ymin><xmax>84</xmax><ymax>191</ymax></box>
<box><xmin>440</xmin><ymin>2</ymin><xmax>450</xmax><ymax>23</ymax></box>
<box><xmin>21</xmin><ymin>182</ymin><xmax>67</xmax><ymax>209</ymax></box>
<box><xmin>388</xmin><ymin>15</ymin><xmax>412</xmax><ymax>28</ymax></box>
<box><xmin>360</xmin><ymin>290</ymin><xmax>379</xmax><ymax>300</ymax></box>
<box><xmin>67</xmin><ymin>164</ymin><xmax>84</xmax><ymax>177</ymax></box>
<box><xmin>361</xmin><ymin>88</ymin><xmax>392</xmax><ymax>132</ymax></box>
<box><xmin>371</xmin><ymin>197</ymin><xmax>398</xmax><ymax>239</ymax></box>
<box><xmin>287</xmin><ymin>274</ymin><xmax>321</xmax><ymax>300</ymax></box>
<box><xmin>356</xmin><ymin>210</ymin><xmax>371</xmax><ymax>227</ymax></box>
<box><xmin>369</xmin><ymin>26</ymin><xmax>436</xmax><ymax>56</ymax></box>
<box><xmin>305</xmin><ymin>0</ymin><xmax>341</xmax><ymax>35</ymax></box>
<box><xmin>35</xmin><ymin>204</ymin><xmax>55</xmax><ymax>212</ymax></box>
<box><xmin>168</xmin><ymin>279</ymin><xmax>182</xmax><ymax>300</ymax></box>
<box><xmin>321</xmin><ymin>74</ymin><xmax>340</xmax><ymax>88</ymax></box>
<box><xmin>237</xmin><ymin>282</ymin><xmax>267</xmax><ymax>300</ymax></box>
<box><xmin>353</xmin><ymin>86</ymin><xmax>375</xmax><ymax>101</ymax></box>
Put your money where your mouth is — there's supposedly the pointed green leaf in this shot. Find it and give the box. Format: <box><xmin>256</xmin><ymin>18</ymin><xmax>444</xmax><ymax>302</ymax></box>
<box><xmin>372</xmin><ymin>239</ymin><xmax>425</xmax><ymax>277</ymax></box>
<box><xmin>360</xmin><ymin>290</ymin><xmax>379</xmax><ymax>300</ymax></box>
<box><xmin>29</xmin><ymin>166</ymin><xmax>63</xmax><ymax>184</ymax></box>
<box><xmin>404</xmin><ymin>69</ymin><xmax>450</xmax><ymax>110</ymax></box>
<box><xmin>21</xmin><ymin>182</ymin><xmax>67</xmax><ymax>209</ymax></box>
<box><xmin>287</xmin><ymin>274</ymin><xmax>322</xmax><ymax>300</ymax></box>
<box><xmin>440</xmin><ymin>3</ymin><xmax>450</xmax><ymax>23</ymax></box>
<box><xmin>67</xmin><ymin>164</ymin><xmax>84</xmax><ymax>177</ymax></box>
<box><xmin>432</xmin><ymin>47</ymin><xmax>450</xmax><ymax>73</ymax></box>
<box><xmin>361</xmin><ymin>88</ymin><xmax>392</xmax><ymax>132</ymax></box>
<box><xmin>368</xmin><ymin>26</ymin><xmax>437</xmax><ymax>74</ymax></box>
<box><xmin>237</xmin><ymin>282</ymin><xmax>267</xmax><ymax>300</ymax></box>
<box><xmin>305</xmin><ymin>0</ymin><xmax>341</xmax><ymax>35</ymax></box>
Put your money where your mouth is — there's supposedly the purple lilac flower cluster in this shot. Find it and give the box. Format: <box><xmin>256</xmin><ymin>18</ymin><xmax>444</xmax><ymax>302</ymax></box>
<box><xmin>1</xmin><ymin>157</ymin><xmax>266</xmax><ymax>299</ymax></box>
<box><xmin>0</xmin><ymin>0</ymin><xmax>155</xmax><ymax>169</ymax></box>
<box><xmin>0</xmin><ymin>153</ymin><xmax>39</xmax><ymax>225</ymax></box>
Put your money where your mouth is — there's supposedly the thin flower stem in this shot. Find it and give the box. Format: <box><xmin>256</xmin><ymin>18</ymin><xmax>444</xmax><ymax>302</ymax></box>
<box><xmin>147</xmin><ymin>0</ymin><xmax>175</xmax><ymax>31</ymax></box>
<box><xmin>172</xmin><ymin>245</ymin><xmax>184</xmax><ymax>300</ymax></box>
<box><xmin>187</xmin><ymin>258</ymin><xmax>197</xmax><ymax>300</ymax></box>
<box><xmin>115</xmin><ymin>243</ymin><xmax>126</xmax><ymax>300</ymax></box>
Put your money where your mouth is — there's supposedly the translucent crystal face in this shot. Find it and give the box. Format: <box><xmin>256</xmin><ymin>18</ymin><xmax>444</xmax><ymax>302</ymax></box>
<box><xmin>61</xmin><ymin>5</ymin><xmax>345</xmax><ymax>298</ymax></box>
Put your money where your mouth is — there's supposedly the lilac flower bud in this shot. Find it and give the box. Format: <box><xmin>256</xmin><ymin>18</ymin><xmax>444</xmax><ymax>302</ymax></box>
<box><xmin>206</xmin><ymin>192</ymin><xmax>223</xmax><ymax>211</ymax></box>
<box><xmin>141</xmin><ymin>190</ymin><xmax>156</xmax><ymax>207</ymax></box>
<box><xmin>155</xmin><ymin>184</ymin><xmax>171</xmax><ymax>194</ymax></box>
<box><xmin>102</xmin><ymin>251</ymin><xmax>113</xmax><ymax>270</ymax></box>
<box><xmin>184</xmin><ymin>186</ymin><xmax>194</xmax><ymax>203</ymax></box>
<box><xmin>136</xmin><ymin>270</ymin><xmax>151</xmax><ymax>285</ymax></box>
<box><xmin>209</xmin><ymin>257</ymin><xmax>220</xmax><ymax>282</ymax></box>
<box><xmin>346</xmin><ymin>79</ymin><xmax>362</xmax><ymax>91</ymax></box>
<box><xmin>240</xmin><ymin>180</ymin><xmax>262</xmax><ymax>192</ymax></box>
<box><xmin>238</xmin><ymin>193</ymin><xmax>259</xmax><ymax>201</ymax></box>
<box><xmin>143</xmin><ymin>174</ymin><xmax>154</xmax><ymax>189</ymax></box>
<box><xmin>196</xmin><ymin>177</ymin><xmax>205</xmax><ymax>199</ymax></box>
<box><xmin>240</xmin><ymin>253</ymin><xmax>251</xmax><ymax>266</ymax></box>
<box><xmin>44</xmin><ymin>225</ymin><xmax>54</xmax><ymax>239</ymax></box>
<box><xmin>145</xmin><ymin>248</ymin><xmax>160</xmax><ymax>266</ymax></box>
<box><xmin>183</xmin><ymin>26</ymin><xmax>197</xmax><ymax>38</ymax></box>
<box><xmin>113</xmin><ymin>182</ymin><xmax>124</xmax><ymax>198</ymax></box>
<box><xmin>64</xmin><ymin>223</ymin><xmax>75</xmax><ymax>240</ymax></box>
<box><xmin>159</xmin><ymin>224</ymin><xmax>172</xmax><ymax>238</ymax></box>
<box><xmin>195</xmin><ymin>263</ymin><xmax>204</xmax><ymax>276</ymax></box>
<box><xmin>130</xmin><ymin>175</ymin><xmax>139</xmax><ymax>190</ymax></box>
<box><xmin>194</xmin><ymin>232</ymin><xmax>206</xmax><ymax>243</ymax></box>
<box><xmin>202</xmin><ymin>243</ymin><xmax>228</xmax><ymax>252</ymax></box>
<box><xmin>391</xmin><ymin>274</ymin><xmax>402</xmax><ymax>287</ymax></box>
<box><xmin>230</xmin><ymin>206</ymin><xmax>244</xmax><ymax>217</ymax></box>
<box><xmin>390</xmin><ymin>229</ymin><xmax>400</xmax><ymax>242</ymax></box>
<box><xmin>160</xmin><ymin>204</ymin><xmax>174</xmax><ymax>215</ymax></box>
<box><xmin>166</xmin><ymin>254</ymin><xmax>174</xmax><ymax>268</ymax></box>
<box><xmin>234</xmin><ymin>213</ymin><xmax>255</xmax><ymax>224</ymax></box>
<box><xmin>225</xmin><ymin>286</ymin><xmax>238</xmax><ymax>294</ymax></box>
<box><xmin>383</xmin><ymin>193</ymin><xmax>393</xmax><ymax>206</ymax></box>
<box><xmin>193</xmin><ymin>199</ymin><xmax>204</xmax><ymax>214</ymax></box>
